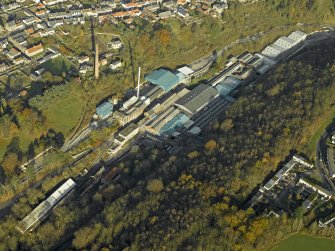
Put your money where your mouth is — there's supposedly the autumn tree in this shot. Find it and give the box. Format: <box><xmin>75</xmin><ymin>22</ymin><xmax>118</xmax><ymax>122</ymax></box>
<box><xmin>146</xmin><ymin>179</ymin><xmax>164</xmax><ymax>193</ymax></box>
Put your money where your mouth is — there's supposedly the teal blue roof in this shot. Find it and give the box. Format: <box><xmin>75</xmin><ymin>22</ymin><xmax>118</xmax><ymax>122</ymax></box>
<box><xmin>216</xmin><ymin>76</ymin><xmax>242</xmax><ymax>96</ymax></box>
<box><xmin>96</xmin><ymin>102</ymin><xmax>113</xmax><ymax>118</ymax></box>
<box><xmin>145</xmin><ymin>69</ymin><xmax>179</xmax><ymax>92</ymax></box>
<box><xmin>160</xmin><ymin>113</ymin><xmax>189</xmax><ymax>136</ymax></box>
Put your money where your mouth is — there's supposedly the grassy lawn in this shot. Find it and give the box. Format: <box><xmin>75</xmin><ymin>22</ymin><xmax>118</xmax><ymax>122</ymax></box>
<box><xmin>271</xmin><ymin>234</ymin><xmax>335</xmax><ymax>251</ymax></box>
<box><xmin>44</xmin><ymin>90</ymin><xmax>86</xmax><ymax>137</ymax></box>
<box><xmin>8</xmin><ymin>70</ymin><xmax>31</xmax><ymax>91</ymax></box>
<box><xmin>0</xmin><ymin>132</ymin><xmax>36</xmax><ymax>161</ymax></box>
<box><xmin>41</xmin><ymin>56</ymin><xmax>74</xmax><ymax>76</ymax></box>
<box><xmin>0</xmin><ymin>85</ymin><xmax>85</xmax><ymax>160</ymax></box>
<box><xmin>0</xmin><ymin>138</ymin><xmax>10</xmax><ymax>161</ymax></box>
<box><xmin>306</xmin><ymin>109</ymin><xmax>335</xmax><ymax>155</ymax></box>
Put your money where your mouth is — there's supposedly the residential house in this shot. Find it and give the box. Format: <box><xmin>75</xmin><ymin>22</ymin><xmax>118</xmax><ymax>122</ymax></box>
<box><xmin>25</xmin><ymin>43</ymin><xmax>44</xmax><ymax>57</ymax></box>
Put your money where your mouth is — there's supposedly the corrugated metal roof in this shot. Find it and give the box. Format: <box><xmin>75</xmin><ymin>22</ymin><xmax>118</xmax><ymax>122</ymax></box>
<box><xmin>216</xmin><ymin>76</ymin><xmax>242</xmax><ymax>96</ymax></box>
<box><xmin>175</xmin><ymin>84</ymin><xmax>219</xmax><ymax>115</ymax></box>
<box><xmin>96</xmin><ymin>102</ymin><xmax>113</xmax><ymax>118</ymax></box>
<box><xmin>145</xmin><ymin>69</ymin><xmax>180</xmax><ymax>92</ymax></box>
<box><xmin>160</xmin><ymin>112</ymin><xmax>190</xmax><ymax>136</ymax></box>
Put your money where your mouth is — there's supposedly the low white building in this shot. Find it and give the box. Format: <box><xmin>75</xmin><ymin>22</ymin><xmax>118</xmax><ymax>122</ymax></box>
<box><xmin>261</xmin><ymin>30</ymin><xmax>307</xmax><ymax>59</ymax></box>
<box><xmin>331</xmin><ymin>135</ymin><xmax>335</xmax><ymax>144</ymax></box>
<box><xmin>110</xmin><ymin>60</ymin><xmax>122</xmax><ymax>70</ymax></box>
<box><xmin>212</xmin><ymin>2</ymin><xmax>228</xmax><ymax>14</ymax></box>
<box><xmin>43</xmin><ymin>0</ymin><xmax>67</xmax><ymax>6</ymax></box>
<box><xmin>78</xmin><ymin>55</ymin><xmax>90</xmax><ymax>64</ymax></box>
<box><xmin>111</xmin><ymin>40</ymin><xmax>122</xmax><ymax>49</ymax></box>
<box><xmin>297</xmin><ymin>178</ymin><xmax>332</xmax><ymax>200</ymax></box>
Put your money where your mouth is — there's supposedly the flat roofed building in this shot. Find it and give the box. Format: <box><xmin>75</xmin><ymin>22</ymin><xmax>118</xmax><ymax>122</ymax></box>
<box><xmin>273</xmin><ymin>37</ymin><xmax>295</xmax><ymax>50</ymax></box>
<box><xmin>114</xmin><ymin>135</ymin><xmax>126</xmax><ymax>145</ymax></box>
<box><xmin>177</xmin><ymin>66</ymin><xmax>194</xmax><ymax>76</ymax></box>
<box><xmin>319</xmin><ymin>211</ymin><xmax>335</xmax><ymax>227</ymax></box>
<box><xmin>158</xmin><ymin>10</ymin><xmax>173</xmax><ymax>19</ymax></box>
<box><xmin>293</xmin><ymin>155</ymin><xmax>313</xmax><ymax>169</ymax></box>
<box><xmin>301</xmin><ymin>192</ymin><xmax>318</xmax><ymax>211</ymax></box>
<box><xmin>246</xmin><ymin>55</ymin><xmax>263</xmax><ymax>68</ymax></box>
<box><xmin>118</xmin><ymin>123</ymin><xmax>139</xmax><ymax>140</ymax></box>
<box><xmin>145</xmin><ymin>69</ymin><xmax>180</xmax><ymax>92</ymax></box>
<box><xmin>288</xmin><ymin>30</ymin><xmax>307</xmax><ymax>43</ymax></box>
<box><xmin>261</xmin><ymin>43</ymin><xmax>286</xmax><ymax>59</ymax></box>
<box><xmin>174</xmin><ymin>84</ymin><xmax>219</xmax><ymax>116</ymax></box>
<box><xmin>107</xmin><ymin>142</ymin><xmax>122</xmax><ymax>155</ymax></box>
<box><xmin>237</xmin><ymin>52</ymin><xmax>253</xmax><ymax>64</ymax></box>
<box><xmin>298</xmin><ymin>178</ymin><xmax>332</xmax><ymax>200</ymax></box>
<box><xmin>114</xmin><ymin>101</ymin><xmax>146</xmax><ymax>126</ymax></box>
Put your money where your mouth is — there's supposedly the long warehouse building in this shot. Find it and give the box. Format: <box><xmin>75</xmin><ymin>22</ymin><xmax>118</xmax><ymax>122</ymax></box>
<box><xmin>174</xmin><ymin>84</ymin><xmax>219</xmax><ymax>116</ymax></box>
<box><xmin>16</xmin><ymin>178</ymin><xmax>76</xmax><ymax>234</ymax></box>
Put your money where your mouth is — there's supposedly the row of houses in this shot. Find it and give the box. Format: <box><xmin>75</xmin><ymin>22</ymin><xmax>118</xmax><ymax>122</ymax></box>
<box><xmin>245</xmin><ymin>156</ymin><xmax>311</xmax><ymax>209</ymax></box>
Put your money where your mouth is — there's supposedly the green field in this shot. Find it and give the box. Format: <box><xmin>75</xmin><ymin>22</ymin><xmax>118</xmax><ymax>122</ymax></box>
<box><xmin>43</xmin><ymin>90</ymin><xmax>86</xmax><ymax>137</ymax></box>
<box><xmin>271</xmin><ymin>234</ymin><xmax>335</xmax><ymax>251</ymax></box>
<box><xmin>0</xmin><ymin>85</ymin><xmax>85</xmax><ymax>160</ymax></box>
<box><xmin>8</xmin><ymin>70</ymin><xmax>31</xmax><ymax>91</ymax></box>
<box><xmin>41</xmin><ymin>56</ymin><xmax>74</xmax><ymax>76</ymax></box>
<box><xmin>306</xmin><ymin>109</ymin><xmax>335</xmax><ymax>155</ymax></box>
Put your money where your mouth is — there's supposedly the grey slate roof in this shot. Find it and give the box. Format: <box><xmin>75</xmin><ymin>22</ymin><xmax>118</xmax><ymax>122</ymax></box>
<box><xmin>174</xmin><ymin>84</ymin><xmax>219</xmax><ymax>115</ymax></box>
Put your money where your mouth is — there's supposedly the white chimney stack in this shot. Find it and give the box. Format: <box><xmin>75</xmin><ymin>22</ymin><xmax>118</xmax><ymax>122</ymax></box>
<box><xmin>137</xmin><ymin>67</ymin><xmax>141</xmax><ymax>99</ymax></box>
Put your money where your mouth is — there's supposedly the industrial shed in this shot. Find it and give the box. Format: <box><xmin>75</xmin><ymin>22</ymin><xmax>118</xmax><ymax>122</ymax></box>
<box><xmin>174</xmin><ymin>84</ymin><xmax>219</xmax><ymax>116</ymax></box>
<box><xmin>145</xmin><ymin>69</ymin><xmax>180</xmax><ymax>92</ymax></box>
<box><xmin>96</xmin><ymin>101</ymin><xmax>114</xmax><ymax>119</ymax></box>
<box><xmin>216</xmin><ymin>76</ymin><xmax>242</xmax><ymax>96</ymax></box>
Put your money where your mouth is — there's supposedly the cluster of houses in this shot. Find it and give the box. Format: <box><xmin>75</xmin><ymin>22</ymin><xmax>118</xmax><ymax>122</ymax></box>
<box><xmin>78</xmin><ymin>39</ymin><xmax>123</xmax><ymax>75</ymax></box>
<box><xmin>0</xmin><ymin>1</ymin><xmax>70</xmax><ymax>78</ymax></box>
<box><xmin>0</xmin><ymin>0</ymin><xmax>231</xmax><ymax>84</ymax></box>
<box><xmin>0</xmin><ymin>0</ymin><xmax>220</xmax><ymax>79</ymax></box>
<box><xmin>96</xmin><ymin>0</ymin><xmax>229</xmax><ymax>25</ymax></box>
<box><xmin>245</xmin><ymin>155</ymin><xmax>333</xmax><ymax>217</ymax></box>
<box><xmin>1</xmin><ymin>0</ymin><xmax>230</xmax><ymax>39</ymax></box>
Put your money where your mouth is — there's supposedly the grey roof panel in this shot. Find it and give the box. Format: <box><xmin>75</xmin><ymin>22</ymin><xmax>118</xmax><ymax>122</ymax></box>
<box><xmin>175</xmin><ymin>84</ymin><xmax>219</xmax><ymax>115</ymax></box>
